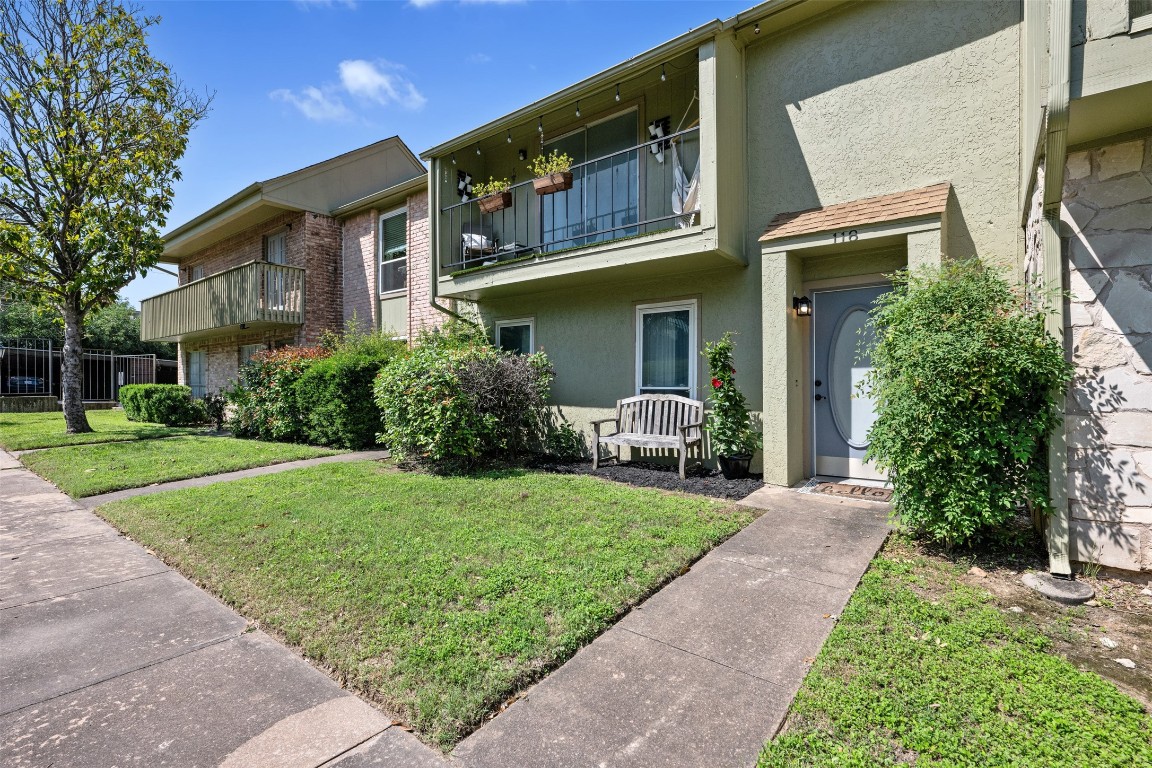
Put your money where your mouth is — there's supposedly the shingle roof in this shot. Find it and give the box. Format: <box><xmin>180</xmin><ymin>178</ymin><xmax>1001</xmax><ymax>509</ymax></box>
<box><xmin>759</xmin><ymin>182</ymin><xmax>951</xmax><ymax>242</ymax></box>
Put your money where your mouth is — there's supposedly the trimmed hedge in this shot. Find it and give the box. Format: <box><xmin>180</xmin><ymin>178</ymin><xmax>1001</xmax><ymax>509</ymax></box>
<box><xmin>294</xmin><ymin>341</ymin><xmax>406</xmax><ymax>449</ymax></box>
<box><xmin>119</xmin><ymin>384</ymin><xmax>206</xmax><ymax>426</ymax></box>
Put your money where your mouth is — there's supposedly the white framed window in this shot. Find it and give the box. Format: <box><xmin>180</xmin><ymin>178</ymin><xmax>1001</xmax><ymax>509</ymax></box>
<box><xmin>187</xmin><ymin>350</ymin><xmax>206</xmax><ymax>399</ymax></box>
<box><xmin>1132</xmin><ymin>0</ymin><xmax>1152</xmax><ymax>32</ymax></box>
<box><xmin>496</xmin><ymin>318</ymin><xmax>535</xmax><ymax>355</ymax></box>
<box><xmin>264</xmin><ymin>230</ymin><xmax>287</xmax><ymax>264</ymax></box>
<box><xmin>190</xmin><ymin>264</ymin><xmax>205</xmax><ymax>282</ymax></box>
<box><xmin>636</xmin><ymin>300</ymin><xmax>697</xmax><ymax>398</ymax></box>
<box><xmin>239</xmin><ymin>343</ymin><xmax>264</xmax><ymax>368</ymax></box>
<box><xmin>379</xmin><ymin>208</ymin><xmax>408</xmax><ymax>295</ymax></box>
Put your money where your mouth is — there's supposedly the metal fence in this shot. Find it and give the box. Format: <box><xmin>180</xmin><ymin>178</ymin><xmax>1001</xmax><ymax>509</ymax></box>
<box><xmin>0</xmin><ymin>338</ymin><xmax>159</xmax><ymax>402</ymax></box>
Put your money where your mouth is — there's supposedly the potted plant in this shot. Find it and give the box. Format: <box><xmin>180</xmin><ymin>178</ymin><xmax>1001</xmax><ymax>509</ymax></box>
<box><xmin>473</xmin><ymin>177</ymin><xmax>513</xmax><ymax>213</ymax></box>
<box><xmin>703</xmin><ymin>332</ymin><xmax>761</xmax><ymax>479</ymax></box>
<box><xmin>529</xmin><ymin>150</ymin><xmax>574</xmax><ymax>195</ymax></box>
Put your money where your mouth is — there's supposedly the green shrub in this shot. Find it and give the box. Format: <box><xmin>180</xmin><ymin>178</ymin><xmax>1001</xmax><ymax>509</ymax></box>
<box><xmin>294</xmin><ymin>334</ymin><xmax>406</xmax><ymax>449</ymax></box>
<box><xmin>863</xmin><ymin>260</ymin><xmax>1073</xmax><ymax>547</ymax></box>
<box><xmin>374</xmin><ymin>330</ymin><xmax>554</xmax><ymax>470</ymax></box>
<box><xmin>119</xmin><ymin>384</ymin><xmax>206</xmax><ymax>426</ymax></box>
<box><xmin>227</xmin><ymin>346</ymin><xmax>330</xmax><ymax>442</ymax></box>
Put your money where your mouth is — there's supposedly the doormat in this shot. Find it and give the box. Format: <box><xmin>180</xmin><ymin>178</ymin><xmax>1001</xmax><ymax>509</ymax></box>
<box><xmin>810</xmin><ymin>482</ymin><xmax>892</xmax><ymax>503</ymax></box>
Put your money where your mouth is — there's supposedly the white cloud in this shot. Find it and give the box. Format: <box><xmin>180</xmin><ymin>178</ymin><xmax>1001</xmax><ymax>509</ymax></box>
<box><xmin>338</xmin><ymin>60</ymin><xmax>426</xmax><ymax>111</ymax></box>
<box><xmin>270</xmin><ymin>86</ymin><xmax>351</xmax><ymax>122</ymax></box>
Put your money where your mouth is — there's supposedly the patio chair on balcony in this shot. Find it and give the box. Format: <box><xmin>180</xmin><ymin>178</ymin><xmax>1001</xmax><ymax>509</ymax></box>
<box><xmin>461</xmin><ymin>222</ymin><xmax>498</xmax><ymax>267</ymax></box>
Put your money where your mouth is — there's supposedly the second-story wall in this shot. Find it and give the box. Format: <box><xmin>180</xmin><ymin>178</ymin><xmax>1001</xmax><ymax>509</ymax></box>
<box><xmin>743</xmin><ymin>0</ymin><xmax>1024</xmax><ymax>271</ymax></box>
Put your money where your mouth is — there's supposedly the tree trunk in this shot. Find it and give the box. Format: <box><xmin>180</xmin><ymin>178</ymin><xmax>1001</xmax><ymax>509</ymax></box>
<box><xmin>61</xmin><ymin>299</ymin><xmax>92</xmax><ymax>434</ymax></box>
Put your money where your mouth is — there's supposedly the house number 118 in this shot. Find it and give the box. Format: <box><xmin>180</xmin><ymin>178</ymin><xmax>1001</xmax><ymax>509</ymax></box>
<box><xmin>832</xmin><ymin>229</ymin><xmax>859</xmax><ymax>244</ymax></box>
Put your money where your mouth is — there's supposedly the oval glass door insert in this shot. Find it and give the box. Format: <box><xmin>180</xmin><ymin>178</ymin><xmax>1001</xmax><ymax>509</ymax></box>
<box><xmin>828</xmin><ymin>307</ymin><xmax>878</xmax><ymax>449</ymax></box>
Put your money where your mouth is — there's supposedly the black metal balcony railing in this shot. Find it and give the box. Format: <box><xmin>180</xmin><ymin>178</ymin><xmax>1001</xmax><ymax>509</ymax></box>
<box><xmin>140</xmin><ymin>261</ymin><xmax>305</xmax><ymax>342</ymax></box>
<box><xmin>439</xmin><ymin>126</ymin><xmax>701</xmax><ymax>274</ymax></box>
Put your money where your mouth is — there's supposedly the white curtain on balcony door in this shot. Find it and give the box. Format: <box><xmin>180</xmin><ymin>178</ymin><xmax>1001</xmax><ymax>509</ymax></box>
<box><xmin>265</xmin><ymin>231</ymin><xmax>287</xmax><ymax>312</ymax></box>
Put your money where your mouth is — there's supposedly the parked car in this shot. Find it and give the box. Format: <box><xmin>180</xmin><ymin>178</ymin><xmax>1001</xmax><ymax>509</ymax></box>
<box><xmin>6</xmin><ymin>375</ymin><xmax>46</xmax><ymax>393</ymax></box>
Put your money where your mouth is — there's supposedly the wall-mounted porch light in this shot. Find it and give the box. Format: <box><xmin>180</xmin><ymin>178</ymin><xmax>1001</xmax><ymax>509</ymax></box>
<box><xmin>793</xmin><ymin>295</ymin><xmax>812</xmax><ymax>317</ymax></box>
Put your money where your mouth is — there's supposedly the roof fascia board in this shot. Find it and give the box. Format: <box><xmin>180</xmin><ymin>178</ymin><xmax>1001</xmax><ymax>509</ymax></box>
<box><xmin>332</xmin><ymin>175</ymin><xmax>428</xmax><ymax>217</ymax></box>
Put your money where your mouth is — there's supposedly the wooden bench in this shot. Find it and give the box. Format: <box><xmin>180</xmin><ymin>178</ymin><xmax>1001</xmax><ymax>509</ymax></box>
<box><xmin>591</xmin><ymin>394</ymin><xmax>704</xmax><ymax>480</ymax></box>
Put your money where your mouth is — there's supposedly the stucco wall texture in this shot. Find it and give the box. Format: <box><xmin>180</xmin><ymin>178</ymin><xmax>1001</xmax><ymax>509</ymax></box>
<box><xmin>742</xmin><ymin>0</ymin><xmax>1023</xmax><ymax>270</ymax></box>
<box><xmin>1062</xmin><ymin>136</ymin><xmax>1152</xmax><ymax>573</ymax></box>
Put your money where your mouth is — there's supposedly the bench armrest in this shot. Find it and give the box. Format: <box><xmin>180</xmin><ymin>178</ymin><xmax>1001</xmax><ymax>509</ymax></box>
<box><xmin>591</xmin><ymin>417</ymin><xmax>618</xmax><ymax>438</ymax></box>
<box><xmin>678</xmin><ymin>420</ymin><xmax>703</xmax><ymax>441</ymax></box>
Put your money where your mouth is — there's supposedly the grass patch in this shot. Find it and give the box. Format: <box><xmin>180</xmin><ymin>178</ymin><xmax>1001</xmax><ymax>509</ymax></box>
<box><xmin>21</xmin><ymin>436</ymin><xmax>336</xmax><ymax>497</ymax></box>
<box><xmin>96</xmin><ymin>462</ymin><xmax>751</xmax><ymax>749</ymax></box>
<box><xmin>759</xmin><ymin>537</ymin><xmax>1152</xmax><ymax>767</ymax></box>
<box><xmin>0</xmin><ymin>410</ymin><xmax>204</xmax><ymax>451</ymax></box>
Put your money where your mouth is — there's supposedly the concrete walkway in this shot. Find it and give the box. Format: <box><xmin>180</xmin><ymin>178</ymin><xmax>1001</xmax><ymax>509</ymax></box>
<box><xmin>0</xmin><ymin>454</ymin><xmax>441</xmax><ymax>767</ymax></box>
<box><xmin>2</xmin><ymin>448</ymin><xmax>890</xmax><ymax>767</ymax></box>
<box><xmin>79</xmin><ymin>449</ymin><xmax>390</xmax><ymax>508</ymax></box>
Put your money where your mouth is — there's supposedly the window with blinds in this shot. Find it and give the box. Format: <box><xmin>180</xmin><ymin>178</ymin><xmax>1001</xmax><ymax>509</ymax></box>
<box><xmin>636</xmin><ymin>300</ymin><xmax>697</xmax><ymax>398</ymax></box>
<box><xmin>379</xmin><ymin>210</ymin><xmax>407</xmax><ymax>294</ymax></box>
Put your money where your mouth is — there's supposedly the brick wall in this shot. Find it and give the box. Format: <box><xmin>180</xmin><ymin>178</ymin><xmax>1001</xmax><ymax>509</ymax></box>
<box><xmin>179</xmin><ymin>211</ymin><xmax>304</xmax><ymax>283</ymax></box>
<box><xmin>342</xmin><ymin>210</ymin><xmax>377</xmax><ymax>333</ymax></box>
<box><xmin>405</xmin><ymin>190</ymin><xmax>451</xmax><ymax>338</ymax></box>
<box><xmin>301</xmin><ymin>213</ymin><xmax>343</xmax><ymax>344</ymax></box>
<box><xmin>1062</xmin><ymin>136</ymin><xmax>1152</xmax><ymax>573</ymax></box>
<box><xmin>184</xmin><ymin>328</ymin><xmax>297</xmax><ymax>396</ymax></box>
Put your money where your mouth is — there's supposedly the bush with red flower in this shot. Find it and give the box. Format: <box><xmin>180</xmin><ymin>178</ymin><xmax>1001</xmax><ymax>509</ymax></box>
<box><xmin>703</xmin><ymin>332</ymin><xmax>761</xmax><ymax>458</ymax></box>
<box><xmin>227</xmin><ymin>345</ymin><xmax>331</xmax><ymax>442</ymax></box>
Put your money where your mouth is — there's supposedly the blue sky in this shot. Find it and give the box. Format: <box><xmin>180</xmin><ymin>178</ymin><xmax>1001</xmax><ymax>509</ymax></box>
<box><xmin>124</xmin><ymin>0</ymin><xmax>750</xmax><ymax>307</ymax></box>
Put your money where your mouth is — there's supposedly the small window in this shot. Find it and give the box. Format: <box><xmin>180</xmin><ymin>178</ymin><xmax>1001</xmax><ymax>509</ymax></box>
<box><xmin>496</xmin><ymin>318</ymin><xmax>535</xmax><ymax>355</ymax></box>
<box><xmin>636</xmin><ymin>300</ymin><xmax>697</xmax><ymax>397</ymax></box>
<box><xmin>1132</xmin><ymin>0</ymin><xmax>1152</xmax><ymax>31</ymax></box>
<box><xmin>379</xmin><ymin>210</ymin><xmax>407</xmax><ymax>295</ymax></box>
<box><xmin>190</xmin><ymin>265</ymin><xmax>205</xmax><ymax>282</ymax></box>
<box><xmin>239</xmin><ymin>344</ymin><xmax>264</xmax><ymax>368</ymax></box>
<box><xmin>265</xmin><ymin>230</ymin><xmax>287</xmax><ymax>264</ymax></box>
<box><xmin>187</xmin><ymin>350</ymin><xmax>206</xmax><ymax>399</ymax></box>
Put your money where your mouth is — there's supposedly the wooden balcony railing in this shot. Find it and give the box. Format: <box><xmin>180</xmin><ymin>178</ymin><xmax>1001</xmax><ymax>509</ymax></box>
<box><xmin>140</xmin><ymin>261</ymin><xmax>305</xmax><ymax>342</ymax></box>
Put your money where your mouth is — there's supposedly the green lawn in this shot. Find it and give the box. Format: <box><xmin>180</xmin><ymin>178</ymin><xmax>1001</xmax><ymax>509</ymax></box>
<box><xmin>21</xmin><ymin>435</ymin><xmax>337</xmax><ymax>497</ymax></box>
<box><xmin>96</xmin><ymin>462</ymin><xmax>751</xmax><ymax>749</ymax></box>
<box><xmin>0</xmin><ymin>410</ymin><xmax>204</xmax><ymax>451</ymax></box>
<box><xmin>759</xmin><ymin>538</ymin><xmax>1152</xmax><ymax>768</ymax></box>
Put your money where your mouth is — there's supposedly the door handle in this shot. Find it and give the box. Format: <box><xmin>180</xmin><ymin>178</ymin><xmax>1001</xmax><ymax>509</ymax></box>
<box><xmin>814</xmin><ymin>394</ymin><xmax>825</xmax><ymax>402</ymax></box>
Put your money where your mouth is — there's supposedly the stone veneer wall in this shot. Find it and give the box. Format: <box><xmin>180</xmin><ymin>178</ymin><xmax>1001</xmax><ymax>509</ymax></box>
<box><xmin>1062</xmin><ymin>135</ymin><xmax>1152</xmax><ymax>574</ymax></box>
<box><xmin>342</xmin><ymin>210</ymin><xmax>377</xmax><ymax>333</ymax></box>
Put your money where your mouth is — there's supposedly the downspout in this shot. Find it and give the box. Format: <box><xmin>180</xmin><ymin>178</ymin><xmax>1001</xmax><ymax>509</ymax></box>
<box><xmin>1043</xmin><ymin>0</ymin><xmax>1073</xmax><ymax>578</ymax></box>
<box><xmin>426</xmin><ymin>161</ymin><xmax>467</xmax><ymax>323</ymax></box>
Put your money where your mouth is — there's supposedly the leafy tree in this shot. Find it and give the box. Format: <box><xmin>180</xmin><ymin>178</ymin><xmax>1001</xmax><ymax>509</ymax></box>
<box><xmin>0</xmin><ymin>0</ymin><xmax>208</xmax><ymax>432</ymax></box>
<box><xmin>863</xmin><ymin>260</ymin><xmax>1073</xmax><ymax>547</ymax></box>
<box><xmin>0</xmin><ymin>295</ymin><xmax>175</xmax><ymax>357</ymax></box>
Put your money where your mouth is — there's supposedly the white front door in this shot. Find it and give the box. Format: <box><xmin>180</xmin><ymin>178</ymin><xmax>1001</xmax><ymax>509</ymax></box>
<box><xmin>812</xmin><ymin>284</ymin><xmax>888</xmax><ymax>481</ymax></box>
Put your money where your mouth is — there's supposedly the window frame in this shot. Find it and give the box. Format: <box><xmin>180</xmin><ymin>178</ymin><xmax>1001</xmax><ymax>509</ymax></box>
<box><xmin>187</xmin><ymin>350</ymin><xmax>207</xmax><ymax>399</ymax></box>
<box><xmin>239</xmin><ymin>343</ymin><xmax>264</xmax><ymax>368</ymax></box>
<box><xmin>263</xmin><ymin>229</ymin><xmax>288</xmax><ymax>264</ymax></box>
<box><xmin>190</xmin><ymin>264</ymin><xmax>205</xmax><ymax>282</ymax></box>
<box><xmin>634</xmin><ymin>298</ymin><xmax>698</xmax><ymax>398</ymax></box>
<box><xmin>495</xmin><ymin>317</ymin><xmax>535</xmax><ymax>355</ymax></box>
<box><xmin>378</xmin><ymin>207</ymin><xmax>408</xmax><ymax>297</ymax></box>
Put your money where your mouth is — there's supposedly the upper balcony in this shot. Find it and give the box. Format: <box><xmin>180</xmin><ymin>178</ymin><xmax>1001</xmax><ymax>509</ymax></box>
<box><xmin>140</xmin><ymin>261</ymin><xmax>304</xmax><ymax>342</ymax></box>
<box><xmin>425</xmin><ymin>34</ymin><xmax>746</xmax><ymax>300</ymax></box>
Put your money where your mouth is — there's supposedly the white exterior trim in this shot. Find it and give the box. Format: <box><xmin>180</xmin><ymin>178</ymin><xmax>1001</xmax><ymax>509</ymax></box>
<box><xmin>634</xmin><ymin>299</ymin><xmax>698</xmax><ymax>398</ymax></box>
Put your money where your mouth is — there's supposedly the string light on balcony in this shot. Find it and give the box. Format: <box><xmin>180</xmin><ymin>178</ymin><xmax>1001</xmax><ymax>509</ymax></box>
<box><xmin>475</xmin><ymin>143</ymin><xmax>481</xmax><ymax>156</ymax></box>
<box><xmin>575</xmin><ymin>101</ymin><xmax>581</xmax><ymax>118</ymax></box>
<box><xmin>538</xmin><ymin>116</ymin><xmax>543</xmax><ymax>133</ymax></box>
<box><xmin>615</xmin><ymin>84</ymin><xmax>621</xmax><ymax>102</ymax></box>
<box><xmin>660</xmin><ymin>64</ymin><xmax>666</xmax><ymax>82</ymax></box>
<box><xmin>754</xmin><ymin>22</ymin><xmax>760</xmax><ymax>34</ymax></box>
<box><xmin>507</xmin><ymin>129</ymin><xmax>512</xmax><ymax>143</ymax></box>
<box><xmin>451</xmin><ymin>153</ymin><xmax>456</xmax><ymax>165</ymax></box>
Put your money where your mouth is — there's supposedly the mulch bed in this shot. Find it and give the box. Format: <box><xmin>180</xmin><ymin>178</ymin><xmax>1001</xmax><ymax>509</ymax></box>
<box><xmin>531</xmin><ymin>458</ymin><xmax>764</xmax><ymax>501</ymax></box>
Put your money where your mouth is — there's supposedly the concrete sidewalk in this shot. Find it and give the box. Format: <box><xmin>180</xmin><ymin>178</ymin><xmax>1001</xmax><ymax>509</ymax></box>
<box><xmin>452</xmin><ymin>486</ymin><xmax>890</xmax><ymax>767</ymax></box>
<box><xmin>3</xmin><ymin>447</ymin><xmax>889</xmax><ymax>767</ymax></box>
<box><xmin>0</xmin><ymin>455</ymin><xmax>442</xmax><ymax>767</ymax></box>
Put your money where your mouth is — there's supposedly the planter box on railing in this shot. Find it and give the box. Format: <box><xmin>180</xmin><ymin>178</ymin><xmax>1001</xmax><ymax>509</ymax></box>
<box><xmin>533</xmin><ymin>172</ymin><xmax>574</xmax><ymax>196</ymax></box>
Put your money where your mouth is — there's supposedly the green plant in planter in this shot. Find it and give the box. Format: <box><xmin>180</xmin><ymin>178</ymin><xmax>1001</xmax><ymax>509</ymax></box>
<box><xmin>529</xmin><ymin>150</ymin><xmax>573</xmax><ymax>178</ymax></box>
<box><xmin>472</xmin><ymin>177</ymin><xmax>512</xmax><ymax>198</ymax></box>
<box><xmin>703</xmin><ymin>333</ymin><xmax>761</xmax><ymax>476</ymax></box>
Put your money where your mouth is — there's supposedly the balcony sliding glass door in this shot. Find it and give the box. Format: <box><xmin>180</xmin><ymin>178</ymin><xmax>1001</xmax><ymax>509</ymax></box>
<box><xmin>542</xmin><ymin>110</ymin><xmax>639</xmax><ymax>252</ymax></box>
